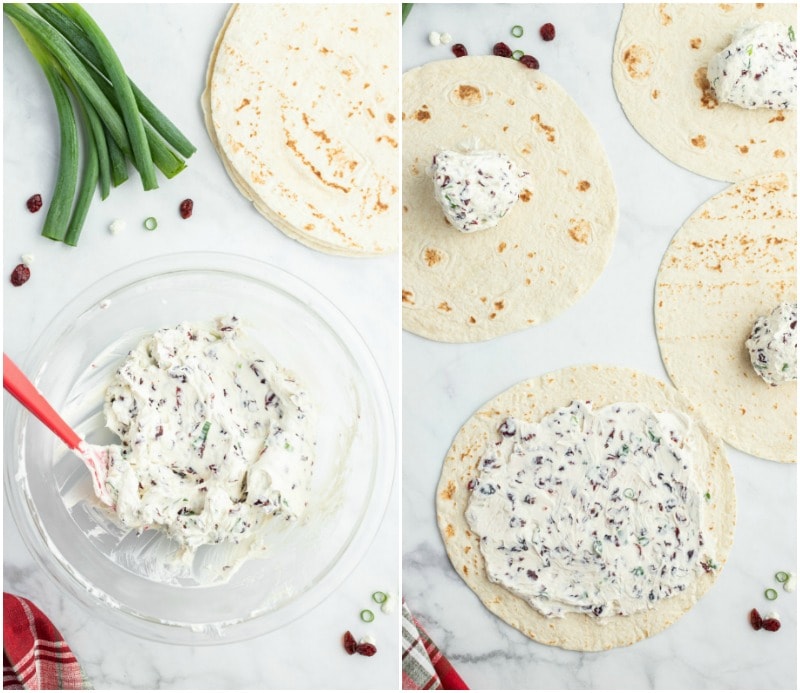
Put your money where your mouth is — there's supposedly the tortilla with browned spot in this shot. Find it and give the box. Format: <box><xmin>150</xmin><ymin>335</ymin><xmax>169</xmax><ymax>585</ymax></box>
<box><xmin>613</xmin><ymin>3</ymin><xmax>797</xmax><ymax>182</ymax></box>
<box><xmin>402</xmin><ymin>56</ymin><xmax>618</xmax><ymax>342</ymax></box>
<box><xmin>437</xmin><ymin>365</ymin><xmax>735</xmax><ymax>651</ymax></box>
<box><xmin>203</xmin><ymin>4</ymin><xmax>399</xmax><ymax>256</ymax></box>
<box><xmin>655</xmin><ymin>171</ymin><xmax>797</xmax><ymax>463</ymax></box>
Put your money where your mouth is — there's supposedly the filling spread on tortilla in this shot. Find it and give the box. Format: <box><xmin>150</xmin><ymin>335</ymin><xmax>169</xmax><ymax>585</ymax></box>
<box><xmin>707</xmin><ymin>22</ymin><xmax>797</xmax><ymax>110</ymax></box>
<box><xmin>465</xmin><ymin>401</ymin><xmax>716</xmax><ymax>619</ymax></box>
<box><xmin>430</xmin><ymin>149</ymin><xmax>527</xmax><ymax>233</ymax></box>
<box><xmin>745</xmin><ymin>302</ymin><xmax>798</xmax><ymax>385</ymax></box>
<box><xmin>101</xmin><ymin>316</ymin><xmax>315</xmax><ymax>558</ymax></box>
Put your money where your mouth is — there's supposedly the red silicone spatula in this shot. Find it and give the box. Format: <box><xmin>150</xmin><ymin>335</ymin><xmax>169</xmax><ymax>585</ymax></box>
<box><xmin>3</xmin><ymin>353</ymin><xmax>112</xmax><ymax>505</ymax></box>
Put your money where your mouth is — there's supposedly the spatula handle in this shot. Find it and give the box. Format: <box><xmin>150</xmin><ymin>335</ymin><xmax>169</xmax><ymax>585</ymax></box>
<box><xmin>3</xmin><ymin>353</ymin><xmax>81</xmax><ymax>450</ymax></box>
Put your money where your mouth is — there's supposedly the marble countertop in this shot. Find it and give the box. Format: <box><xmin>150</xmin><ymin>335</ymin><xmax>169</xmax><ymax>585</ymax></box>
<box><xmin>402</xmin><ymin>4</ymin><xmax>797</xmax><ymax>690</ymax></box>
<box><xmin>3</xmin><ymin>4</ymin><xmax>399</xmax><ymax>689</ymax></box>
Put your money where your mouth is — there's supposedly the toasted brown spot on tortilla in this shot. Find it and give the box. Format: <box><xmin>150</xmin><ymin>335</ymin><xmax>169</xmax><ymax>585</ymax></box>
<box><xmin>508</xmin><ymin>98</ymin><xmax>515</xmax><ymax>106</ymax></box>
<box><xmin>438</xmin><ymin>302</ymin><xmax>452</xmax><ymax>312</ymax></box>
<box><xmin>457</xmin><ymin>84</ymin><xmax>482</xmax><ymax>103</ymax></box>
<box><xmin>304</xmin><ymin>224</ymin><xmax>315</xmax><ymax>231</ymax></box>
<box><xmin>498</xmin><ymin>242</ymin><xmax>507</xmax><ymax>253</ymax></box>
<box><xmin>494</xmin><ymin>300</ymin><xmax>505</xmax><ymax>310</ymax></box>
<box><xmin>769</xmin><ymin>112</ymin><xmax>786</xmax><ymax>123</ymax></box>
<box><xmin>568</xmin><ymin>219</ymin><xmax>591</xmax><ymax>244</ymax></box>
<box><xmin>402</xmin><ymin>289</ymin><xmax>415</xmax><ymax>305</ymax></box>
<box><xmin>690</xmin><ymin>37</ymin><xmax>702</xmax><ymax>49</ymax></box>
<box><xmin>489</xmin><ymin>313</ymin><xmax>497</xmax><ymax>320</ymax></box>
<box><xmin>756</xmin><ymin>2</ymin><xmax>765</xmax><ymax>6</ymax></box>
<box><xmin>519</xmin><ymin>189</ymin><xmax>532</xmax><ymax>202</ymax></box>
<box><xmin>235</xmin><ymin>98</ymin><xmax>251</xmax><ymax>111</ymax></box>
<box><xmin>691</xmin><ymin>134</ymin><xmax>707</xmax><ymax>148</ymax></box>
<box><xmin>774</xmin><ymin>149</ymin><xmax>786</xmax><ymax>158</ymax></box>
<box><xmin>622</xmin><ymin>44</ymin><xmax>654</xmax><ymax>80</ymax></box>
<box><xmin>424</xmin><ymin>248</ymin><xmax>443</xmax><ymax>266</ymax></box>
<box><xmin>525</xmin><ymin>277</ymin><xmax>531</xmax><ymax>285</ymax></box>
<box><xmin>444</xmin><ymin>524</ymin><xmax>455</xmax><ymax>538</ymax></box>
<box><xmin>718</xmin><ymin>3</ymin><xmax>733</xmax><ymax>11</ymax></box>
<box><xmin>659</xmin><ymin>3</ymin><xmax>672</xmax><ymax>25</ymax></box>
<box><xmin>462</xmin><ymin>565</ymin><xmax>469</xmax><ymax>575</ymax></box>
<box><xmin>386</xmin><ymin>113</ymin><xmax>396</xmax><ymax>123</ymax></box>
<box><xmin>468</xmin><ymin>316</ymin><xmax>477</xmax><ymax>324</ymax></box>
<box><xmin>441</xmin><ymin>481</ymin><xmax>456</xmax><ymax>501</ymax></box>
<box><xmin>652</xmin><ymin>89</ymin><xmax>660</xmax><ymax>99</ymax></box>
<box><xmin>413</xmin><ymin>109</ymin><xmax>431</xmax><ymax>122</ymax></box>
<box><xmin>531</xmin><ymin>113</ymin><xmax>556</xmax><ymax>143</ymax></box>
<box><xmin>738</xmin><ymin>145</ymin><xmax>749</xmax><ymax>154</ymax></box>
<box><xmin>577</xmin><ymin>180</ymin><xmax>591</xmax><ymax>192</ymax></box>
<box><xmin>376</xmin><ymin>135</ymin><xmax>398</xmax><ymax>148</ymax></box>
<box><xmin>694</xmin><ymin>68</ymin><xmax>719</xmax><ymax>110</ymax></box>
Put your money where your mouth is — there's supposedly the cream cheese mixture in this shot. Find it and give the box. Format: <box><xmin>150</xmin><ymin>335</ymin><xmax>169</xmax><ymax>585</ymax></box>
<box><xmin>430</xmin><ymin>149</ymin><xmax>527</xmax><ymax>233</ymax></box>
<box><xmin>101</xmin><ymin>316</ymin><xmax>315</xmax><ymax>557</ymax></box>
<box><xmin>707</xmin><ymin>22</ymin><xmax>797</xmax><ymax>110</ymax></box>
<box><xmin>465</xmin><ymin>401</ymin><xmax>716</xmax><ymax>619</ymax></box>
<box><xmin>745</xmin><ymin>302</ymin><xmax>798</xmax><ymax>385</ymax></box>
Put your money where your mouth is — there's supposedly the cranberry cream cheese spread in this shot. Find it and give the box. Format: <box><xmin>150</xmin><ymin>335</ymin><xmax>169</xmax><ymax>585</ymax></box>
<box><xmin>746</xmin><ymin>302</ymin><xmax>798</xmax><ymax>386</ymax></box>
<box><xmin>101</xmin><ymin>316</ymin><xmax>315</xmax><ymax>557</ymax></box>
<box><xmin>430</xmin><ymin>149</ymin><xmax>528</xmax><ymax>233</ymax></box>
<box><xmin>465</xmin><ymin>401</ymin><xmax>715</xmax><ymax>619</ymax></box>
<box><xmin>707</xmin><ymin>22</ymin><xmax>797</xmax><ymax>110</ymax></box>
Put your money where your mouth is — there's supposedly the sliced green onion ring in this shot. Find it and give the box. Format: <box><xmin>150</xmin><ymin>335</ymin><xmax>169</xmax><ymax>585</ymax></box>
<box><xmin>512</xmin><ymin>49</ymin><xmax>524</xmax><ymax>60</ymax></box>
<box><xmin>775</xmin><ymin>571</ymin><xmax>790</xmax><ymax>583</ymax></box>
<box><xmin>623</xmin><ymin>488</ymin><xmax>635</xmax><ymax>499</ymax></box>
<box><xmin>360</xmin><ymin>609</ymin><xmax>375</xmax><ymax>622</ymax></box>
<box><xmin>511</xmin><ymin>25</ymin><xmax>524</xmax><ymax>38</ymax></box>
<box><xmin>372</xmin><ymin>591</ymin><xmax>388</xmax><ymax>604</ymax></box>
<box><xmin>765</xmin><ymin>588</ymin><xmax>778</xmax><ymax>601</ymax></box>
<box><xmin>144</xmin><ymin>216</ymin><xmax>158</xmax><ymax>231</ymax></box>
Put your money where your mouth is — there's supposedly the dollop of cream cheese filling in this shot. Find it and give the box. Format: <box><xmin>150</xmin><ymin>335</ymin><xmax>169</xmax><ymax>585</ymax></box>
<box><xmin>430</xmin><ymin>149</ymin><xmax>527</xmax><ymax>233</ymax></box>
<box><xmin>707</xmin><ymin>22</ymin><xmax>797</xmax><ymax>110</ymax></box>
<box><xmin>101</xmin><ymin>316</ymin><xmax>315</xmax><ymax>556</ymax></box>
<box><xmin>466</xmin><ymin>401</ymin><xmax>716</xmax><ymax>619</ymax></box>
<box><xmin>745</xmin><ymin>302</ymin><xmax>797</xmax><ymax>385</ymax></box>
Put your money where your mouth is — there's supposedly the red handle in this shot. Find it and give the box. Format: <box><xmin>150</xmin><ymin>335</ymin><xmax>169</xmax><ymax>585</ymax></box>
<box><xmin>3</xmin><ymin>353</ymin><xmax>81</xmax><ymax>450</ymax></box>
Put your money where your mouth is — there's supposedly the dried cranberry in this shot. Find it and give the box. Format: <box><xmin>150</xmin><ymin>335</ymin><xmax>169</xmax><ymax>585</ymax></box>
<box><xmin>493</xmin><ymin>42</ymin><xmax>512</xmax><ymax>58</ymax></box>
<box><xmin>356</xmin><ymin>642</ymin><xmax>377</xmax><ymax>657</ymax></box>
<box><xmin>519</xmin><ymin>55</ymin><xmax>540</xmax><ymax>70</ymax></box>
<box><xmin>26</xmin><ymin>194</ymin><xmax>43</xmax><ymax>213</ymax></box>
<box><xmin>762</xmin><ymin>618</ymin><xmax>781</xmax><ymax>632</ymax></box>
<box><xmin>540</xmin><ymin>23</ymin><xmax>556</xmax><ymax>41</ymax></box>
<box><xmin>343</xmin><ymin>630</ymin><xmax>357</xmax><ymax>655</ymax></box>
<box><xmin>749</xmin><ymin>608</ymin><xmax>763</xmax><ymax>630</ymax></box>
<box><xmin>498</xmin><ymin>419</ymin><xmax>516</xmax><ymax>436</ymax></box>
<box><xmin>10</xmin><ymin>264</ymin><xmax>30</xmax><ymax>287</ymax></box>
<box><xmin>451</xmin><ymin>43</ymin><xmax>468</xmax><ymax>58</ymax></box>
<box><xmin>179</xmin><ymin>198</ymin><xmax>194</xmax><ymax>219</ymax></box>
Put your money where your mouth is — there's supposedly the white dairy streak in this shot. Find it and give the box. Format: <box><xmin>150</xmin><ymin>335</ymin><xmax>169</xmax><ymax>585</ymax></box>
<box><xmin>746</xmin><ymin>302</ymin><xmax>797</xmax><ymax>385</ymax></box>
<box><xmin>101</xmin><ymin>316</ymin><xmax>315</xmax><ymax>559</ymax></box>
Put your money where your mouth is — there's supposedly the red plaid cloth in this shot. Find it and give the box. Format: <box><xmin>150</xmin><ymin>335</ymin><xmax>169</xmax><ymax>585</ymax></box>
<box><xmin>3</xmin><ymin>593</ymin><xmax>91</xmax><ymax>690</ymax></box>
<box><xmin>402</xmin><ymin>600</ymin><xmax>468</xmax><ymax>690</ymax></box>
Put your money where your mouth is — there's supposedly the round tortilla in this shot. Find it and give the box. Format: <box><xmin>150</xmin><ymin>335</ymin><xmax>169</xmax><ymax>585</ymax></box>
<box><xmin>436</xmin><ymin>365</ymin><xmax>735</xmax><ymax>652</ymax></box>
<box><xmin>402</xmin><ymin>56</ymin><xmax>618</xmax><ymax>342</ymax></box>
<box><xmin>655</xmin><ymin>171</ymin><xmax>797</xmax><ymax>463</ymax></box>
<box><xmin>202</xmin><ymin>4</ymin><xmax>399</xmax><ymax>256</ymax></box>
<box><xmin>612</xmin><ymin>3</ymin><xmax>797</xmax><ymax>182</ymax></box>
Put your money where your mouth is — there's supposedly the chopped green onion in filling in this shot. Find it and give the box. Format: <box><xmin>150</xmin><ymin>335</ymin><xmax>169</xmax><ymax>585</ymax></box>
<box><xmin>144</xmin><ymin>216</ymin><xmax>158</xmax><ymax>230</ymax></box>
<box><xmin>360</xmin><ymin>609</ymin><xmax>375</xmax><ymax>622</ymax></box>
<box><xmin>775</xmin><ymin>571</ymin><xmax>790</xmax><ymax>583</ymax></box>
<box><xmin>511</xmin><ymin>25</ymin><xmax>524</xmax><ymax>38</ymax></box>
<box><xmin>765</xmin><ymin>588</ymin><xmax>778</xmax><ymax>601</ymax></box>
<box><xmin>372</xmin><ymin>591</ymin><xmax>388</xmax><ymax>604</ymax></box>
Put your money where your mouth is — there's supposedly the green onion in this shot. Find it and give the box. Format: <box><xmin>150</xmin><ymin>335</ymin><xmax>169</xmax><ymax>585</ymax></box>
<box><xmin>143</xmin><ymin>216</ymin><xmax>157</xmax><ymax>231</ymax></box>
<box><xmin>371</xmin><ymin>591</ymin><xmax>388</xmax><ymax>604</ymax></box>
<box><xmin>775</xmin><ymin>571</ymin><xmax>790</xmax><ymax>583</ymax></box>
<box><xmin>360</xmin><ymin>609</ymin><xmax>374</xmax><ymax>622</ymax></box>
<box><xmin>704</xmin><ymin>491</ymin><xmax>711</xmax><ymax>501</ymax></box>
<box><xmin>511</xmin><ymin>25</ymin><xmax>524</xmax><ymax>38</ymax></box>
<box><xmin>64</xmin><ymin>89</ymin><xmax>99</xmax><ymax>246</ymax></box>
<box><xmin>60</xmin><ymin>3</ymin><xmax>157</xmax><ymax>190</ymax></box>
<box><xmin>401</xmin><ymin>3</ymin><xmax>413</xmax><ymax>24</ymax></box>
<box><xmin>512</xmin><ymin>49</ymin><xmax>524</xmax><ymax>60</ymax></box>
<box><xmin>789</xmin><ymin>25</ymin><xmax>795</xmax><ymax>41</ymax></box>
<box><xmin>592</xmin><ymin>540</ymin><xmax>602</xmax><ymax>555</ymax></box>
<box><xmin>765</xmin><ymin>588</ymin><xmax>778</xmax><ymax>601</ymax></box>
<box><xmin>83</xmin><ymin>96</ymin><xmax>111</xmax><ymax>200</ymax></box>
<box><xmin>631</xmin><ymin>566</ymin><xmax>644</xmax><ymax>577</ymax></box>
<box><xmin>623</xmin><ymin>488</ymin><xmax>635</xmax><ymax>499</ymax></box>
<box><xmin>105</xmin><ymin>127</ymin><xmax>129</xmax><ymax>187</ymax></box>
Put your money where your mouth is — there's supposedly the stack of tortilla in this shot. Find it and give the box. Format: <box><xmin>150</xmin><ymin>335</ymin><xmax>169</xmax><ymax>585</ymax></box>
<box><xmin>203</xmin><ymin>4</ymin><xmax>399</xmax><ymax>256</ymax></box>
<box><xmin>436</xmin><ymin>365</ymin><xmax>736</xmax><ymax>651</ymax></box>
<box><xmin>655</xmin><ymin>172</ymin><xmax>797</xmax><ymax>463</ymax></box>
<box><xmin>612</xmin><ymin>3</ymin><xmax>797</xmax><ymax>182</ymax></box>
<box><xmin>402</xmin><ymin>56</ymin><xmax>618</xmax><ymax>342</ymax></box>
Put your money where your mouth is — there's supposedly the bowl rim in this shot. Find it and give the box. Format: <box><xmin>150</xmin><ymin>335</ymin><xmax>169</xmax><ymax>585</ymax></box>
<box><xmin>5</xmin><ymin>251</ymin><xmax>397</xmax><ymax>645</ymax></box>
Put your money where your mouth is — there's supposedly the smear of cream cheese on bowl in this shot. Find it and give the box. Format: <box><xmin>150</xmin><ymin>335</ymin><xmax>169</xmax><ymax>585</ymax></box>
<box><xmin>707</xmin><ymin>22</ymin><xmax>797</xmax><ymax>110</ymax></box>
<box><xmin>466</xmin><ymin>401</ymin><xmax>717</xmax><ymax>619</ymax></box>
<box><xmin>430</xmin><ymin>142</ymin><xmax>529</xmax><ymax>233</ymax></box>
<box><xmin>95</xmin><ymin>315</ymin><xmax>316</xmax><ymax>582</ymax></box>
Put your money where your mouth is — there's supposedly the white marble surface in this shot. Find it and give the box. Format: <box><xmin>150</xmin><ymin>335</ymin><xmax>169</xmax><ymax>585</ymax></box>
<box><xmin>402</xmin><ymin>4</ymin><xmax>797</xmax><ymax>690</ymax></box>
<box><xmin>3</xmin><ymin>4</ymin><xmax>399</xmax><ymax>689</ymax></box>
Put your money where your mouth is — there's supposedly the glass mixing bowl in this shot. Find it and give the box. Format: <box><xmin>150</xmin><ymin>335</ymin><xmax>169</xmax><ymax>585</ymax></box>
<box><xmin>5</xmin><ymin>252</ymin><xmax>395</xmax><ymax>644</ymax></box>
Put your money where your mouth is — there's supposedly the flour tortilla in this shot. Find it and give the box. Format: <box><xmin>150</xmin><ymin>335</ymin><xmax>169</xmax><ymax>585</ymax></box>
<box><xmin>436</xmin><ymin>365</ymin><xmax>735</xmax><ymax>651</ymax></box>
<box><xmin>612</xmin><ymin>3</ymin><xmax>797</xmax><ymax>182</ymax></box>
<box><xmin>655</xmin><ymin>171</ymin><xmax>797</xmax><ymax>463</ymax></box>
<box><xmin>402</xmin><ymin>56</ymin><xmax>618</xmax><ymax>342</ymax></box>
<box><xmin>203</xmin><ymin>4</ymin><xmax>399</xmax><ymax>256</ymax></box>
